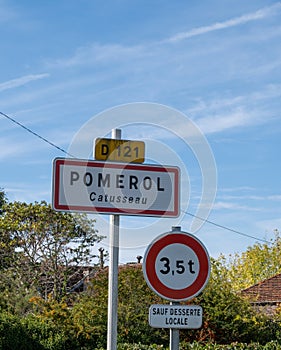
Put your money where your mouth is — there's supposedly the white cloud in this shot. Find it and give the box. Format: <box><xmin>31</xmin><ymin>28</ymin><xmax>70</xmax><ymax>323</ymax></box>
<box><xmin>195</xmin><ymin>109</ymin><xmax>258</xmax><ymax>134</ymax></box>
<box><xmin>0</xmin><ymin>133</ymin><xmax>55</xmax><ymax>161</ymax></box>
<box><xmin>166</xmin><ymin>2</ymin><xmax>281</xmax><ymax>43</ymax></box>
<box><xmin>0</xmin><ymin>73</ymin><xmax>49</xmax><ymax>92</ymax></box>
<box><xmin>220</xmin><ymin>186</ymin><xmax>256</xmax><ymax>192</ymax></box>
<box><xmin>218</xmin><ymin>194</ymin><xmax>281</xmax><ymax>202</ymax></box>
<box><xmin>47</xmin><ymin>43</ymin><xmax>144</xmax><ymax>68</ymax></box>
<box><xmin>184</xmin><ymin>83</ymin><xmax>281</xmax><ymax>134</ymax></box>
<box><xmin>4</xmin><ymin>183</ymin><xmax>51</xmax><ymax>203</ymax></box>
<box><xmin>46</xmin><ymin>3</ymin><xmax>281</xmax><ymax>70</ymax></box>
<box><xmin>0</xmin><ymin>138</ymin><xmax>26</xmax><ymax>160</ymax></box>
<box><xmin>256</xmin><ymin>218</ymin><xmax>281</xmax><ymax>233</ymax></box>
<box><xmin>0</xmin><ymin>1</ymin><xmax>18</xmax><ymax>23</ymax></box>
<box><xmin>188</xmin><ymin>84</ymin><xmax>281</xmax><ymax>115</ymax></box>
<box><xmin>212</xmin><ymin>201</ymin><xmax>260</xmax><ymax>211</ymax></box>
<box><xmin>268</xmin><ymin>195</ymin><xmax>281</xmax><ymax>201</ymax></box>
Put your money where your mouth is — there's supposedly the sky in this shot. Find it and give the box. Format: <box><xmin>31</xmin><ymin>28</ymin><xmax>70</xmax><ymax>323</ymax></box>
<box><xmin>0</xmin><ymin>0</ymin><xmax>281</xmax><ymax>264</ymax></box>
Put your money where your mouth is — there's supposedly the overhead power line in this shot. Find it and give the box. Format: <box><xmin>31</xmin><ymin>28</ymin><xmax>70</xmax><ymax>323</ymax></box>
<box><xmin>0</xmin><ymin>110</ymin><xmax>270</xmax><ymax>245</ymax></box>
<box><xmin>182</xmin><ymin>210</ymin><xmax>271</xmax><ymax>244</ymax></box>
<box><xmin>0</xmin><ymin>111</ymin><xmax>75</xmax><ymax>157</ymax></box>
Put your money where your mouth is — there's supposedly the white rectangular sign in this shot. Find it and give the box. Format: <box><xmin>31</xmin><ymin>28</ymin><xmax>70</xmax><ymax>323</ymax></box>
<box><xmin>52</xmin><ymin>158</ymin><xmax>179</xmax><ymax>217</ymax></box>
<box><xmin>149</xmin><ymin>305</ymin><xmax>202</xmax><ymax>329</ymax></box>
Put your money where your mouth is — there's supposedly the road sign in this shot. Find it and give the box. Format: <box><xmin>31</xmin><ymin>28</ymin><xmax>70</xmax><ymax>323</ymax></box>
<box><xmin>143</xmin><ymin>229</ymin><xmax>210</xmax><ymax>301</ymax></box>
<box><xmin>149</xmin><ymin>304</ymin><xmax>202</xmax><ymax>329</ymax></box>
<box><xmin>94</xmin><ymin>138</ymin><xmax>145</xmax><ymax>163</ymax></box>
<box><xmin>52</xmin><ymin>158</ymin><xmax>179</xmax><ymax>217</ymax></box>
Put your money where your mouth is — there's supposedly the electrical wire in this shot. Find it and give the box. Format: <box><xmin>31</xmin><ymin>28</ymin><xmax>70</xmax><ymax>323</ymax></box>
<box><xmin>0</xmin><ymin>111</ymin><xmax>75</xmax><ymax>158</ymax></box>
<box><xmin>0</xmin><ymin>110</ymin><xmax>272</xmax><ymax>245</ymax></box>
<box><xmin>182</xmin><ymin>209</ymin><xmax>272</xmax><ymax>244</ymax></box>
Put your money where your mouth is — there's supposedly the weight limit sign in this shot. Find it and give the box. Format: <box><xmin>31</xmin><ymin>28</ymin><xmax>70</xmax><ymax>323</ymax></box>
<box><xmin>143</xmin><ymin>230</ymin><xmax>210</xmax><ymax>301</ymax></box>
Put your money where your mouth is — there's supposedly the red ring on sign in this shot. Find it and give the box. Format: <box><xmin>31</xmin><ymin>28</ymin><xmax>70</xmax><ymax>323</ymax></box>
<box><xmin>144</xmin><ymin>233</ymin><xmax>210</xmax><ymax>301</ymax></box>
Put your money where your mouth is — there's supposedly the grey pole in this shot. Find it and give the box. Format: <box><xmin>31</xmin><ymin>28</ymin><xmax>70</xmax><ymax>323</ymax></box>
<box><xmin>107</xmin><ymin>128</ymin><xmax>121</xmax><ymax>350</ymax></box>
<box><xmin>170</xmin><ymin>327</ymin><xmax>180</xmax><ymax>350</ymax></box>
<box><xmin>170</xmin><ymin>226</ymin><xmax>181</xmax><ymax>350</ymax></box>
<box><xmin>169</xmin><ymin>304</ymin><xmax>180</xmax><ymax>350</ymax></box>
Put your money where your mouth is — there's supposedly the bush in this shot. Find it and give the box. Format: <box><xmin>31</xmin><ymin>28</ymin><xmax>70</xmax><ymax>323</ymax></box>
<box><xmin>70</xmin><ymin>263</ymin><xmax>281</xmax><ymax>346</ymax></box>
<box><xmin>71</xmin><ymin>265</ymin><xmax>170</xmax><ymax>348</ymax></box>
<box><xmin>0</xmin><ymin>311</ymin><xmax>79</xmax><ymax>350</ymax></box>
<box><xmin>117</xmin><ymin>344</ymin><xmax>167</xmax><ymax>349</ymax></box>
<box><xmin>180</xmin><ymin>260</ymin><xmax>274</xmax><ymax>344</ymax></box>
<box><xmin>0</xmin><ymin>312</ymin><xmax>43</xmax><ymax>350</ymax></box>
<box><xmin>182</xmin><ymin>342</ymin><xmax>281</xmax><ymax>349</ymax></box>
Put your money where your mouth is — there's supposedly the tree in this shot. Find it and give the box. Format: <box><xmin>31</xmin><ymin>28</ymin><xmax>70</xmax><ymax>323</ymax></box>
<box><xmin>67</xmin><ymin>261</ymin><xmax>269</xmax><ymax>346</ymax></box>
<box><xmin>20</xmin><ymin>259</ymin><xmax>281</xmax><ymax>347</ymax></box>
<box><xmin>0</xmin><ymin>190</ymin><xmax>12</xmax><ymax>271</ymax></box>
<box><xmin>218</xmin><ymin>229</ymin><xmax>281</xmax><ymax>291</ymax></box>
<box><xmin>184</xmin><ymin>258</ymin><xmax>263</xmax><ymax>344</ymax></box>
<box><xmin>0</xmin><ymin>200</ymin><xmax>104</xmax><ymax>311</ymax></box>
<box><xmin>0</xmin><ymin>188</ymin><xmax>7</xmax><ymax>212</ymax></box>
<box><xmin>69</xmin><ymin>264</ymin><xmax>169</xmax><ymax>348</ymax></box>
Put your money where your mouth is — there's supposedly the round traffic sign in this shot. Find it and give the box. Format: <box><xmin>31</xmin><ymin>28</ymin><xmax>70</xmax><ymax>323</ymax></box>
<box><xmin>142</xmin><ymin>229</ymin><xmax>210</xmax><ymax>301</ymax></box>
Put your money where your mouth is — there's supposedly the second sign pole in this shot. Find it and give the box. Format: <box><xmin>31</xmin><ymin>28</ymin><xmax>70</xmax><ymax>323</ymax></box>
<box><xmin>169</xmin><ymin>301</ymin><xmax>180</xmax><ymax>350</ymax></box>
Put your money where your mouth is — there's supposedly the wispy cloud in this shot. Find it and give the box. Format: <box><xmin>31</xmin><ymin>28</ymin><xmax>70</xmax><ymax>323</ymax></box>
<box><xmin>0</xmin><ymin>1</ymin><xmax>18</xmax><ymax>23</ymax></box>
<box><xmin>43</xmin><ymin>1</ymin><xmax>281</xmax><ymax>79</ymax></box>
<box><xmin>4</xmin><ymin>183</ymin><xmax>51</xmax><ymax>203</ymax></box>
<box><xmin>268</xmin><ymin>195</ymin><xmax>281</xmax><ymax>201</ymax></box>
<box><xmin>0</xmin><ymin>137</ymin><xmax>26</xmax><ymax>160</ymax></box>
<box><xmin>195</xmin><ymin>108</ymin><xmax>259</xmax><ymax>134</ymax></box>
<box><xmin>212</xmin><ymin>201</ymin><xmax>261</xmax><ymax>211</ymax></box>
<box><xmin>47</xmin><ymin>43</ymin><xmax>144</xmax><ymax>68</ymax></box>
<box><xmin>0</xmin><ymin>133</ymin><xmax>53</xmax><ymax>161</ymax></box>
<box><xmin>166</xmin><ymin>2</ymin><xmax>281</xmax><ymax>43</ymax></box>
<box><xmin>219</xmin><ymin>194</ymin><xmax>281</xmax><ymax>202</ymax></box>
<box><xmin>185</xmin><ymin>83</ymin><xmax>281</xmax><ymax>134</ymax></box>
<box><xmin>0</xmin><ymin>73</ymin><xmax>49</xmax><ymax>92</ymax></box>
<box><xmin>187</xmin><ymin>84</ymin><xmax>281</xmax><ymax>115</ymax></box>
<box><xmin>256</xmin><ymin>218</ymin><xmax>281</xmax><ymax>233</ymax></box>
<box><xmin>220</xmin><ymin>186</ymin><xmax>256</xmax><ymax>192</ymax></box>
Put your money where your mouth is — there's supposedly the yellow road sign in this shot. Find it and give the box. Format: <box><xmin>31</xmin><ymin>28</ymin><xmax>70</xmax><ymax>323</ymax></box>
<box><xmin>94</xmin><ymin>138</ymin><xmax>145</xmax><ymax>163</ymax></box>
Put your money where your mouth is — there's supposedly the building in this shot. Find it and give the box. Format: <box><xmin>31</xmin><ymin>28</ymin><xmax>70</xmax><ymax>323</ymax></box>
<box><xmin>241</xmin><ymin>273</ymin><xmax>281</xmax><ymax>316</ymax></box>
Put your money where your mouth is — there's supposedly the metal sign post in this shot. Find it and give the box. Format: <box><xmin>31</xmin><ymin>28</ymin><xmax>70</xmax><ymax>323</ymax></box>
<box><xmin>107</xmin><ymin>128</ymin><xmax>121</xmax><ymax>350</ymax></box>
<box><xmin>169</xmin><ymin>302</ymin><xmax>180</xmax><ymax>350</ymax></box>
<box><xmin>52</xmin><ymin>130</ymin><xmax>183</xmax><ymax>350</ymax></box>
<box><xmin>143</xmin><ymin>226</ymin><xmax>210</xmax><ymax>350</ymax></box>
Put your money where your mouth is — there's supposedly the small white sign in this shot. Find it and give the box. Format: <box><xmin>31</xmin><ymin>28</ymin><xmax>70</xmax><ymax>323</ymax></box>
<box><xmin>149</xmin><ymin>304</ymin><xmax>202</xmax><ymax>329</ymax></box>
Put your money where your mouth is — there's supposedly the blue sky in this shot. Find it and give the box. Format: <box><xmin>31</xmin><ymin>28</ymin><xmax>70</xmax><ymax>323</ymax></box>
<box><xmin>0</xmin><ymin>0</ymin><xmax>281</xmax><ymax>263</ymax></box>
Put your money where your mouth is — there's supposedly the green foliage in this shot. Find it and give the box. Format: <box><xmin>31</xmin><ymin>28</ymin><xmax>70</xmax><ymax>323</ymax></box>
<box><xmin>0</xmin><ymin>200</ymin><xmax>103</xmax><ymax>310</ymax></box>
<box><xmin>180</xmin><ymin>258</ymin><xmax>276</xmax><ymax>344</ymax></box>
<box><xmin>117</xmin><ymin>264</ymin><xmax>169</xmax><ymax>345</ymax></box>
<box><xmin>69</xmin><ymin>264</ymin><xmax>169</xmax><ymax>348</ymax></box>
<box><xmin>117</xmin><ymin>344</ymin><xmax>167</xmax><ymax>349</ymax></box>
<box><xmin>218</xmin><ymin>230</ymin><xmax>281</xmax><ymax>291</ymax></box>
<box><xmin>21</xmin><ymin>314</ymin><xmax>70</xmax><ymax>350</ymax></box>
<box><xmin>0</xmin><ymin>312</ymin><xmax>43</xmax><ymax>350</ymax></box>
<box><xmin>1</xmin><ymin>196</ymin><xmax>281</xmax><ymax>347</ymax></box>
<box><xmin>0</xmin><ymin>189</ymin><xmax>7</xmax><ymax>213</ymax></box>
<box><xmin>0</xmin><ymin>311</ymin><xmax>79</xmax><ymax>350</ymax></box>
<box><xmin>1</xmin><ymin>259</ymin><xmax>281</xmax><ymax>348</ymax></box>
<box><xmin>181</xmin><ymin>342</ymin><xmax>281</xmax><ymax>349</ymax></box>
<box><xmin>69</xmin><ymin>261</ymin><xmax>277</xmax><ymax>346</ymax></box>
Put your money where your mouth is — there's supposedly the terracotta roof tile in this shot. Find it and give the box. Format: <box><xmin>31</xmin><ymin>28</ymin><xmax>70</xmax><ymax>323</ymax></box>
<box><xmin>241</xmin><ymin>273</ymin><xmax>281</xmax><ymax>303</ymax></box>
